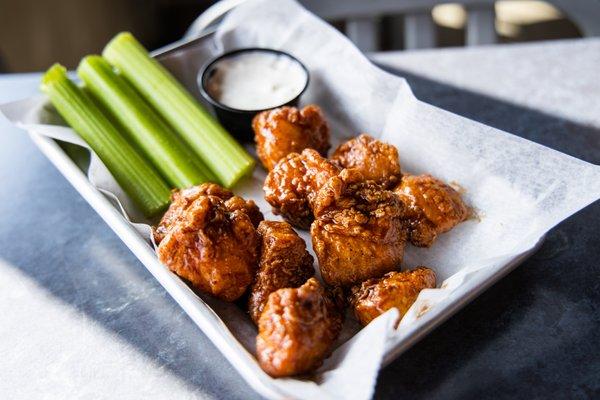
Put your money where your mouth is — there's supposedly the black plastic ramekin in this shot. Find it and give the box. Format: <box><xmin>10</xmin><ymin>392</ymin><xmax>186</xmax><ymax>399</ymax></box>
<box><xmin>199</xmin><ymin>48</ymin><xmax>310</xmax><ymax>142</ymax></box>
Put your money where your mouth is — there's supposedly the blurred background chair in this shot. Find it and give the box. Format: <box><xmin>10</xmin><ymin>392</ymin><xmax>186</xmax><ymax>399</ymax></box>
<box><xmin>1</xmin><ymin>0</ymin><xmax>600</xmax><ymax>72</ymax></box>
<box><xmin>300</xmin><ymin>0</ymin><xmax>600</xmax><ymax>51</ymax></box>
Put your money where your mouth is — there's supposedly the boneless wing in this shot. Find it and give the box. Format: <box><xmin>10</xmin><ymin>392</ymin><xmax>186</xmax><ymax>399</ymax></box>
<box><xmin>394</xmin><ymin>174</ymin><xmax>468</xmax><ymax>247</ymax></box>
<box><xmin>248</xmin><ymin>220</ymin><xmax>314</xmax><ymax>324</ymax></box>
<box><xmin>156</xmin><ymin>192</ymin><xmax>259</xmax><ymax>302</ymax></box>
<box><xmin>331</xmin><ymin>134</ymin><xmax>401</xmax><ymax>188</ymax></box>
<box><xmin>257</xmin><ymin>278</ymin><xmax>343</xmax><ymax>377</ymax></box>
<box><xmin>311</xmin><ymin>168</ymin><xmax>406</xmax><ymax>287</ymax></box>
<box><xmin>348</xmin><ymin>267</ymin><xmax>436</xmax><ymax>326</ymax></box>
<box><xmin>154</xmin><ymin>183</ymin><xmax>263</xmax><ymax>244</ymax></box>
<box><xmin>263</xmin><ymin>149</ymin><xmax>339</xmax><ymax>229</ymax></box>
<box><xmin>253</xmin><ymin>105</ymin><xmax>330</xmax><ymax>171</ymax></box>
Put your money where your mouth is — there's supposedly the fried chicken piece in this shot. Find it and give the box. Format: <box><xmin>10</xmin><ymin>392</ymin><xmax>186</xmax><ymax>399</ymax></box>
<box><xmin>248</xmin><ymin>221</ymin><xmax>314</xmax><ymax>324</ymax></box>
<box><xmin>257</xmin><ymin>278</ymin><xmax>343</xmax><ymax>377</ymax></box>
<box><xmin>348</xmin><ymin>267</ymin><xmax>436</xmax><ymax>326</ymax></box>
<box><xmin>394</xmin><ymin>174</ymin><xmax>468</xmax><ymax>247</ymax></box>
<box><xmin>263</xmin><ymin>149</ymin><xmax>339</xmax><ymax>229</ymax></box>
<box><xmin>156</xmin><ymin>194</ymin><xmax>259</xmax><ymax>301</ymax></box>
<box><xmin>225</xmin><ymin>195</ymin><xmax>264</xmax><ymax>229</ymax></box>
<box><xmin>311</xmin><ymin>168</ymin><xmax>406</xmax><ymax>287</ymax></box>
<box><xmin>331</xmin><ymin>134</ymin><xmax>401</xmax><ymax>188</ymax></box>
<box><xmin>154</xmin><ymin>183</ymin><xmax>263</xmax><ymax>244</ymax></box>
<box><xmin>253</xmin><ymin>105</ymin><xmax>330</xmax><ymax>171</ymax></box>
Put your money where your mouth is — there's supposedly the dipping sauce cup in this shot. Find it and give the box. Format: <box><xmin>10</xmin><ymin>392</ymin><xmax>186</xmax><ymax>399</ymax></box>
<box><xmin>199</xmin><ymin>48</ymin><xmax>309</xmax><ymax>142</ymax></box>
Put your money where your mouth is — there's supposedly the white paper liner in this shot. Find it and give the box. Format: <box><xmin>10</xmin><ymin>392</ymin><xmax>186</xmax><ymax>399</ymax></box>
<box><xmin>1</xmin><ymin>0</ymin><xmax>600</xmax><ymax>399</ymax></box>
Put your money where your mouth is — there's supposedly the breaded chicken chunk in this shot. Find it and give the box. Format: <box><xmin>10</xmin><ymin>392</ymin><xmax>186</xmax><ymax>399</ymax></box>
<box><xmin>154</xmin><ymin>183</ymin><xmax>263</xmax><ymax>244</ymax></box>
<box><xmin>253</xmin><ymin>105</ymin><xmax>330</xmax><ymax>171</ymax></box>
<box><xmin>248</xmin><ymin>221</ymin><xmax>314</xmax><ymax>324</ymax></box>
<box><xmin>256</xmin><ymin>278</ymin><xmax>343</xmax><ymax>377</ymax></box>
<box><xmin>263</xmin><ymin>149</ymin><xmax>339</xmax><ymax>229</ymax></box>
<box><xmin>348</xmin><ymin>267</ymin><xmax>436</xmax><ymax>326</ymax></box>
<box><xmin>311</xmin><ymin>168</ymin><xmax>406</xmax><ymax>287</ymax></box>
<box><xmin>156</xmin><ymin>193</ymin><xmax>259</xmax><ymax>301</ymax></box>
<box><xmin>394</xmin><ymin>174</ymin><xmax>468</xmax><ymax>247</ymax></box>
<box><xmin>331</xmin><ymin>134</ymin><xmax>401</xmax><ymax>188</ymax></box>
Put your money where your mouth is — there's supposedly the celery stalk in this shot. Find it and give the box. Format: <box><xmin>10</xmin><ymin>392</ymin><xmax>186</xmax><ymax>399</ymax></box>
<box><xmin>41</xmin><ymin>64</ymin><xmax>171</xmax><ymax>217</ymax></box>
<box><xmin>103</xmin><ymin>32</ymin><xmax>255</xmax><ymax>188</ymax></box>
<box><xmin>77</xmin><ymin>55</ymin><xmax>216</xmax><ymax>188</ymax></box>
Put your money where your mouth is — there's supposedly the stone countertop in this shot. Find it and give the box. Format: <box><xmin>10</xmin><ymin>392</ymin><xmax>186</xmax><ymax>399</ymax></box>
<box><xmin>0</xmin><ymin>39</ymin><xmax>599</xmax><ymax>399</ymax></box>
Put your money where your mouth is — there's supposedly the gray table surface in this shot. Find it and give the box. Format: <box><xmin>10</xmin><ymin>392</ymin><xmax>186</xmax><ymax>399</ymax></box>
<box><xmin>1</xmin><ymin>38</ymin><xmax>599</xmax><ymax>399</ymax></box>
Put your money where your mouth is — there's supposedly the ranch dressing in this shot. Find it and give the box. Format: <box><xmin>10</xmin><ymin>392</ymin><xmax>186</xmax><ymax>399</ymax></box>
<box><xmin>206</xmin><ymin>51</ymin><xmax>307</xmax><ymax>111</ymax></box>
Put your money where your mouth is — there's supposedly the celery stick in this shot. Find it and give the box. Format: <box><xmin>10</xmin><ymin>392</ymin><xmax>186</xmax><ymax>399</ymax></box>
<box><xmin>77</xmin><ymin>55</ymin><xmax>216</xmax><ymax>188</ymax></box>
<box><xmin>41</xmin><ymin>64</ymin><xmax>171</xmax><ymax>217</ymax></box>
<box><xmin>103</xmin><ymin>32</ymin><xmax>255</xmax><ymax>188</ymax></box>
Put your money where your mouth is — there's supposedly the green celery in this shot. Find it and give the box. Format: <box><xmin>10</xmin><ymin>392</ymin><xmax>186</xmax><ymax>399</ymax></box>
<box><xmin>103</xmin><ymin>32</ymin><xmax>255</xmax><ymax>188</ymax></box>
<box><xmin>77</xmin><ymin>55</ymin><xmax>216</xmax><ymax>188</ymax></box>
<box><xmin>41</xmin><ymin>64</ymin><xmax>171</xmax><ymax>217</ymax></box>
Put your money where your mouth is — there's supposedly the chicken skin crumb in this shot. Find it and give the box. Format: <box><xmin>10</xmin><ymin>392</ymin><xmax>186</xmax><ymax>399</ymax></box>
<box><xmin>349</xmin><ymin>267</ymin><xmax>436</xmax><ymax>326</ymax></box>
<box><xmin>248</xmin><ymin>221</ymin><xmax>314</xmax><ymax>324</ymax></box>
<box><xmin>154</xmin><ymin>183</ymin><xmax>263</xmax><ymax>244</ymax></box>
<box><xmin>253</xmin><ymin>105</ymin><xmax>330</xmax><ymax>171</ymax></box>
<box><xmin>257</xmin><ymin>278</ymin><xmax>343</xmax><ymax>377</ymax></box>
<box><xmin>394</xmin><ymin>174</ymin><xmax>468</xmax><ymax>247</ymax></box>
<box><xmin>331</xmin><ymin>134</ymin><xmax>401</xmax><ymax>188</ymax></box>
<box><xmin>263</xmin><ymin>149</ymin><xmax>339</xmax><ymax>229</ymax></box>
<box><xmin>156</xmin><ymin>187</ymin><xmax>260</xmax><ymax>302</ymax></box>
<box><xmin>311</xmin><ymin>168</ymin><xmax>406</xmax><ymax>287</ymax></box>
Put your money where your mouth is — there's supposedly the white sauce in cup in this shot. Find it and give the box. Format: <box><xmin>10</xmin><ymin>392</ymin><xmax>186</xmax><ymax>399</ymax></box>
<box><xmin>205</xmin><ymin>51</ymin><xmax>307</xmax><ymax>111</ymax></box>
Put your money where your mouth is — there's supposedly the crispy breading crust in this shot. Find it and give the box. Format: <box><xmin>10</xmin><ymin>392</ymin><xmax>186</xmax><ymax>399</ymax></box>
<box><xmin>256</xmin><ymin>278</ymin><xmax>343</xmax><ymax>377</ymax></box>
<box><xmin>311</xmin><ymin>168</ymin><xmax>406</xmax><ymax>286</ymax></box>
<box><xmin>349</xmin><ymin>267</ymin><xmax>437</xmax><ymax>326</ymax></box>
<box><xmin>263</xmin><ymin>149</ymin><xmax>339</xmax><ymax>229</ymax></box>
<box><xmin>331</xmin><ymin>134</ymin><xmax>401</xmax><ymax>188</ymax></box>
<box><xmin>154</xmin><ymin>183</ymin><xmax>262</xmax><ymax>244</ymax></box>
<box><xmin>394</xmin><ymin>174</ymin><xmax>468</xmax><ymax>247</ymax></box>
<box><xmin>156</xmin><ymin>187</ymin><xmax>260</xmax><ymax>302</ymax></box>
<box><xmin>248</xmin><ymin>221</ymin><xmax>314</xmax><ymax>324</ymax></box>
<box><xmin>253</xmin><ymin>105</ymin><xmax>330</xmax><ymax>171</ymax></box>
